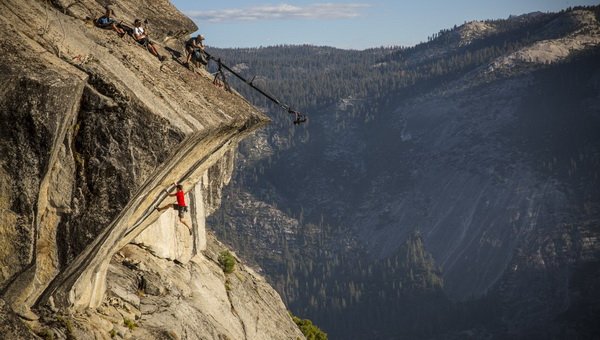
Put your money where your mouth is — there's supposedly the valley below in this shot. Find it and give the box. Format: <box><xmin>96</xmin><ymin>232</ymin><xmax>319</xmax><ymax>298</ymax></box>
<box><xmin>208</xmin><ymin>6</ymin><xmax>600</xmax><ymax>339</ymax></box>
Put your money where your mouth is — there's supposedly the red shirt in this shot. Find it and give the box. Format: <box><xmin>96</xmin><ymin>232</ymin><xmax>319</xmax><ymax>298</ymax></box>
<box><xmin>176</xmin><ymin>190</ymin><xmax>186</xmax><ymax>207</ymax></box>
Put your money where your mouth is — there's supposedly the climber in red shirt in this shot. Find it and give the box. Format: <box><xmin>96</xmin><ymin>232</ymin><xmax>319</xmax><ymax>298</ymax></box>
<box><xmin>156</xmin><ymin>183</ymin><xmax>192</xmax><ymax>234</ymax></box>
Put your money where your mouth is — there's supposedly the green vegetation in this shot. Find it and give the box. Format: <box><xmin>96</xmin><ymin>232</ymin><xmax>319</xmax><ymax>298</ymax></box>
<box><xmin>56</xmin><ymin>316</ymin><xmax>74</xmax><ymax>339</ymax></box>
<box><xmin>123</xmin><ymin>318</ymin><xmax>137</xmax><ymax>330</ymax></box>
<box><xmin>39</xmin><ymin>329</ymin><xmax>54</xmax><ymax>340</ymax></box>
<box><xmin>218</xmin><ymin>250</ymin><xmax>236</xmax><ymax>274</ymax></box>
<box><xmin>109</xmin><ymin>329</ymin><xmax>117</xmax><ymax>338</ymax></box>
<box><xmin>291</xmin><ymin>313</ymin><xmax>327</xmax><ymax>340</ymax></box>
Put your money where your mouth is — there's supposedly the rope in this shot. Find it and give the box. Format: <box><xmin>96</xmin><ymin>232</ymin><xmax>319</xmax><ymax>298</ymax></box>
<box><xmin>41</xmin><ymin>0</ymin><xmax>51</xmax><ymax>35</ymax></box>
<box><xmin>40</xmin><ymin>0</ymin><xmax>66</xmax><ymax>58</ymax></box>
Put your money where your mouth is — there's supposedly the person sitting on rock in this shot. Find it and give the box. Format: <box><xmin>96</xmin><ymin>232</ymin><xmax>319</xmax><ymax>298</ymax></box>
<box><xmin>184</xmin><ymin>34</ymin><xmax>208</xmax><ymax>68</ymax></box>
<box><xmin>133</xmin><ymin>19</ymin><xmax>166</xmax><ymax>61</ymax></box>
<box><xmin>95</xmin><ymin>6</ymin><xmax>125</xmax><ymax>37</ymax></box>
<box><xmin>156</xmin><ymin>183</ymin><xmax>192</xmax><ymax>234</ymax></box>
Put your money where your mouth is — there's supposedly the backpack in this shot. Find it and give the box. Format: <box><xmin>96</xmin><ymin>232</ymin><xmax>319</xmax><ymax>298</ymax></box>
<box><xmin>186</xmin><ymin>38</ymin><xmax>196</xmax><ymax>48</ymax></box>
<box><xmin>193</xmin><ymin>50</ymin><xmax>208</xmax><ymax>65</ymax></box>
<box><xmin>97</xmin><ymin>16</ymin><xmax>111</xmax><ymax>26</ymax></box>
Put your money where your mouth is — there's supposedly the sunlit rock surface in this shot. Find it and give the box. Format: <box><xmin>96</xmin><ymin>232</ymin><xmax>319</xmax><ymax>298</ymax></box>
<box><xmin>0</xmin><ymin>0</ymin><xmax>303</xmax><ymax>338</ymax></box>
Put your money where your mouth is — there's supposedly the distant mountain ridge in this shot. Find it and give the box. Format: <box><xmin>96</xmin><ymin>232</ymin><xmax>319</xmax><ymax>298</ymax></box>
<box><xmin>207</xmin><ymin>6</ymin><xmax>600</xmax><ymax>339</ymax></box>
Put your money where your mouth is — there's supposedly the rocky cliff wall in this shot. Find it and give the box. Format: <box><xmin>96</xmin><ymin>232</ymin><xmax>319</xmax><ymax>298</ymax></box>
<box><xmin>132</xmin><ymin>149</ymin><xmax>236</xmax><ymax>262</ymax></box>
<box><xmin>0</xmin><ymin>0</ymin><xmax>303</xmax><ymax>338</ymax></box>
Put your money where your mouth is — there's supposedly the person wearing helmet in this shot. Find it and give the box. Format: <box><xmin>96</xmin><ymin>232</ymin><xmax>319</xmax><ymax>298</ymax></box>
<box><xmin>156</xmin><ymin>183</ymin><xmax>192</xmax><ymax>234</ymax></box>
<box><xmin>184</xmin><ymin>34</ymin><xmax>207</xmax><ymax>68</ymax></box>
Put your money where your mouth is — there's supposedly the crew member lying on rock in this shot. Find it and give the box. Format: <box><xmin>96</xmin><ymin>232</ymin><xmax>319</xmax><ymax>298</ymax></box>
<box><xmin>156</xmin><ymin>183</ymin><xmax>192</xmax><ymax>234</ymax></box>
<box><xmin>133</xmin><ymin>19</ymin><xmax>166</xmax><ymax>61</ymax></box>
<box><xmin>95</xmin><ymin>6</ymin><xmax>125</xmax><ymax>37</ymax></box>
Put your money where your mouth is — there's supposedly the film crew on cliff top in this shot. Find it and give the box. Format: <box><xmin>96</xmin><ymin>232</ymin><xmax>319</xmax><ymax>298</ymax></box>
<box><xmin>95</xmin><ymin>6</ymin><xmax>125</xmax><ymax>37</ymax></box>
<box><xmin>184</xmin><ymin>34</ymin><xmax>208</xmax><ymax>69</ymax></box>
<box><xmin>155</xmin><ymin>183</ymin><xmax>192</xmax><ymax>234</ymax></box>
<box><xmin>133</xmin><ymin>19</ymin><xmax>166</xmax><ymax>61</ymax></box>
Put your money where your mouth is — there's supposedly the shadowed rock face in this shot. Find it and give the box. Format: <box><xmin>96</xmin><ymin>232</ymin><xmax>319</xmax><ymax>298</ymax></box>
<box><xmin>0</xmin><ymin>21</ymin><xmax>88</xmax><ymax>316</ymax></box>
<box><xmin>0</xmin><ymin>0</ymin><xmax>303</xmax><ymax>338</ymax></box>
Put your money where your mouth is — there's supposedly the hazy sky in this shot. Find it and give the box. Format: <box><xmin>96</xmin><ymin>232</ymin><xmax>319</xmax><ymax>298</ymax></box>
<box><xmin>171</xmin><ymin>0</ymin><xmax>599</xmax><ymax>49</ymax></box>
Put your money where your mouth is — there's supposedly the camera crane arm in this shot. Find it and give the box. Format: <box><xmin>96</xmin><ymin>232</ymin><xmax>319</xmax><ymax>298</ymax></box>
<box><xmin>203</xmin><ymin>50</ymin><xmax>307</xmax><ymax>125</ymax></box>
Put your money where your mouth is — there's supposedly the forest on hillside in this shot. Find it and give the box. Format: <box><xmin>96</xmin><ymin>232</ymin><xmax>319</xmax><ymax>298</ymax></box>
<box><xmin>206</xmin><ymin>5</ymin><xmax>600</xmax><ymax>339</ymax></box>
<box><xmin>208</xmin><ymin>5</ymin><xmax>600</xmax><ymax>126</ymax></box>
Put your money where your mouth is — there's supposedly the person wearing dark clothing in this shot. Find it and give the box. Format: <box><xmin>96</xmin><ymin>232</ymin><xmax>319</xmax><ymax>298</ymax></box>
<box><xmin>96</xmin><ymin>6</ymin><xmax>125</xmax><ymax>36</ymax></box>
<box><xmin>156</xmin><ymin>183</ymin><xmax>192</xmax><ymax>234</ymax></box>
<box><xmin>185</xmin><ymin>34</ymin><xmax>207</xmax><ymax>67</ymax></box>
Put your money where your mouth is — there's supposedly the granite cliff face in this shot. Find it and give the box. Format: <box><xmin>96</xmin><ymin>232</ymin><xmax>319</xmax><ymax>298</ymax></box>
<box><xmin>0</xmin><ymin>0</ymin><xmax>303</xmax><ymax>339</ymax></box>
